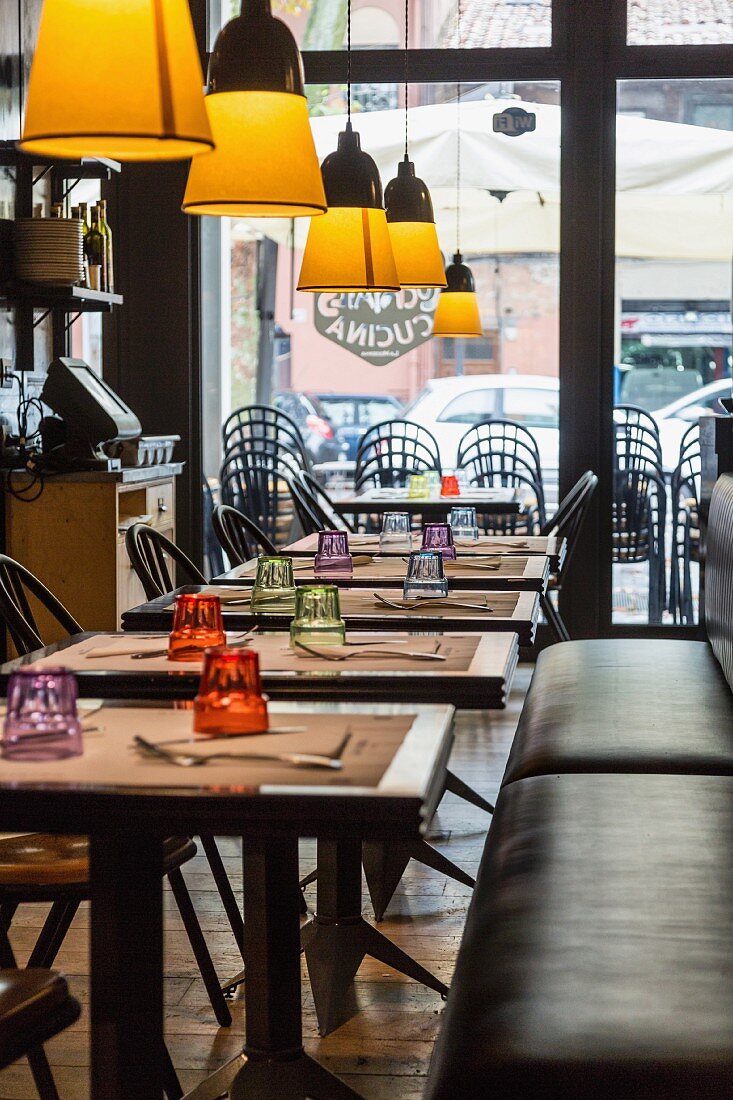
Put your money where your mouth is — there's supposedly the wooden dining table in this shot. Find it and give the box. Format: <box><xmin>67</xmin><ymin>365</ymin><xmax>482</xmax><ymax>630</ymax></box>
<box><xmin>282</xmin><ymin>532</ymin><xmax>567</xmax><ymax>572</ymax></box>
<box><xmin>122</xmin><ymin>586</ymin><xmax>540</xmax><ymax>645</ymax></box>
<box><xmin>0</xmin><ymin>700</ymin><xmax>454</xmax><ymax>1100</ymax></box>
<box><xmin>331</xmin><ymin>485</ymin><xmax>521</xmax><ymax>523</ymax></box>
<box><xmin>0</xmin><ymin>629</ymin><xmax>519</xmax><ymax>707</ymax></box>
<box><xmin>215</xmin><ymin>552</ymin><xmax>550</xmax><ymax>592</ymax></box>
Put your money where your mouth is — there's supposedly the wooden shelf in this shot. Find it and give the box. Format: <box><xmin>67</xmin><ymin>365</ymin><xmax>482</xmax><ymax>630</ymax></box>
<box><xmin>1</xmin><ymin>283</ymin><xmax>123</xmax><ymax>312</ymax></box>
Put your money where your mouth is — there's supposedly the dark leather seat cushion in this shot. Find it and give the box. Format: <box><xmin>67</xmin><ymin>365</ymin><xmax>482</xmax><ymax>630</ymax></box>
<box><xmin>0</xmin><ymin>969</ymin><xmax>80</xmax><ymax>1068</ymax></box>
<box><xmin>502</xmin><ymin>638</ymin><xmax>733</xmax><ymax>787</ymax></box>
<box><xmin>426</xmin><ymin>773</ymin><xmax>733</xmax><ymax>1099</ymax></box>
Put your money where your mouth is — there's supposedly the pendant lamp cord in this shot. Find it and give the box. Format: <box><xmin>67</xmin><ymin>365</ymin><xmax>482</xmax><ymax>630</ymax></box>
<box><xmin>456</xmin><ymin>0</ymin><xmax>462</xmax><ymax>253</ymax></box>
<box><xmin>347</xmin><ymin>0</ymin><xmax>352</xmax><ymax>124</ymax></box>
<box><xmin>404</xmin><ymin>0</ymin><xmax>409</xmax><ymax>157</ymax></box>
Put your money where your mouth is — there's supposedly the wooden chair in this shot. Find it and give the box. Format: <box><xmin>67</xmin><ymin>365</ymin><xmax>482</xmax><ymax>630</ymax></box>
<box><xmin>0</xmin><ymin>967</ymin><xmax>80</xmax><ymax>1100</ymax></box>
<box><xmin>212</xmin><ymin>504</ymin><xmax>276</xmax><ymax>567</ymax></box>
<box><xmin>124</xmin><ymin>524</ymin><xmax>206</xmax><ymax>600</ymax></box>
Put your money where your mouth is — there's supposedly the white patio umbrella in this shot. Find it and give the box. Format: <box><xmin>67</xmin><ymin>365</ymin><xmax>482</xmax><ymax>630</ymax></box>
<box><xmin>236</xmin><ymin>98</ymin><xmax>733</xmax><ymax>261</ymax></box>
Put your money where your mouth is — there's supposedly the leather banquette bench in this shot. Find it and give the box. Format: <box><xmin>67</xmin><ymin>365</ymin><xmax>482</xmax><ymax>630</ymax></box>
<box><xmin>426</xmin><ymin>473</ymin><xmax>733</xmax><ymax>1099</ymax></box>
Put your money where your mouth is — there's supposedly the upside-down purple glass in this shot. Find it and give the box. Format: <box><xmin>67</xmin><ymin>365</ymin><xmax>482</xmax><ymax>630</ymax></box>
<box><xmin>421</xmin><ymin>522</ymin><xmax>457</xmax><ymax>560</ymax></box>
<box><xmin>2</xmin><ymin>667</ymin><xmax>83</xmax><ymax>760</ymax></box>
<box><xmin>314</xmin><ymin>530</ymin><xmax>353</xmax><ymax>578</ymax></box>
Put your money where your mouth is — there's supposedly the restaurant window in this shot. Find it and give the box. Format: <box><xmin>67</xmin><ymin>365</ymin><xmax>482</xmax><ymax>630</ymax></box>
<box><xmin>627</xmin><ymin>1</ymin><xmax>733</xmax><ymax>45</ymax></box>
<box><xmin>613</xmin><ymin>78</ymin><xmax>733</xmax><ymax>628</ymax></box>
<box><xmin>438</xmin><ymin>389</ymin><xmax>499</xmax><ymax>424</ymax></box>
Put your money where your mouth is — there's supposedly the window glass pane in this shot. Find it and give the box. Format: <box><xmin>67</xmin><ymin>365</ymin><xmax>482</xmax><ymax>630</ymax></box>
<box><xmin>503</xmin><ymin>387</ymin><xmax>558</xmax><ymax>427</ymax></box>
<box><xmin>627</xmin><ymin>1</ymin><xmax>733</xmax><ymax>44</ymax></box>
<box><xmin>438</xmin><ymin>390</ymin><xmax>498</xmax><ymax>424</ymax></box>
<box><xmin>614</xmin><ymin>77</ymin><xmax>733</xmax><ymax>628</ymax></box>
<box><xmin>218</xmin><ymin>0</ymin><xmax>551</xmax><ymax>50</ymax></box>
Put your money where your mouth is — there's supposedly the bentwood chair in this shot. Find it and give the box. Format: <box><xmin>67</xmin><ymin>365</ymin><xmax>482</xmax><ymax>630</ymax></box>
<box><xmin>222</xmin><ymin>404</ymin><xmax>310</xmax><ymax>472</ymax></box>
<box><xmin>0</xmin><ymin>553</ymin><xmax>244</xmax><ymax>1023</ymax></box>
<box><xmin>212</xmin><ymin>504</ymin><xmax>276</xmax><ymax>567</ymax></box>
<box><xmin>539</xmin><ymin>471</ymin><xmax>598</xmax><ymax>643</ymax></box>
<box><xmin>0</xmin><ymin>968</ymin><xmax>80</xmax><ymax>1100</ymax></box>
<box><xmin>355</xmin><ymin>419</ymin><xmax>442</xmax><ymax>490</ymax></box>
<box><xmin>124</xmin><ymin>524</ymin><xmax>206</xmax><ymax>601</ymax></box>
<box><xmin>457</xmin><ymin>419</ymin><xmax>547</xmax><ymax>534</ymax></box>
<box><xmin>219</xmin><ymin>451</ymin><xmax>298</xmax><ymax>547</ymax></box>
<box><xmin>669</xmin><ymin>425</ymin><xmax>701</xmax><ymax>625</ymax></box>
<box><xmin>296</xmin><ymin>470</ymin><xmax>355</xmax><ymax>534</ymax></box>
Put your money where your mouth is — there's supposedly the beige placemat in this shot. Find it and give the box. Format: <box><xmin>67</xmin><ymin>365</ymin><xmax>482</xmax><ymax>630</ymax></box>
<box><xmin>273</xmin><ymin>556</ymin><xmax>533</xmax><ymax>583</ymax></box>
<box><xmin>286</xmin><ymin>534</ymin><xmax>539</xmax><ymax>557</ymax></box>
<box><xmin>29</xmin><ymin>633</ymin><xmax>480</xmax><ymax>674</ymax></box>
<box><xmin>0</xmin><ymin>709</ymin><xmax>414</xmax><ymax>791</ymax></box>
<box><xmin>338</xmin><ymin>589</ymin><xmax>519</xmax><ymax>621</ymax></box>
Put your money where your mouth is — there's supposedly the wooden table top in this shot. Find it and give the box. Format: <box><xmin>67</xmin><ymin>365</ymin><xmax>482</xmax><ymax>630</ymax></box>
<box><xmin>0</xmin><ymin>701</ymin><xmax>454</xmax><ymax>841</ymax></box>
<box><xmin>122</xmin><ymin>586</ymin><xmax>539</xmax><ymax>646</ymax></box>
<box><xmin>0</xmin><ymin>631</ymin><xmax>518</xmax><ymax>709</ymax></box>
<box><xmin>282</xmin><ymin>533</ymin><xmax>566</xmax><ymax>571</ymax></box>
<box><xmin>332</xmin><ymin>487</ymin><xmax>521</xmax><ymax>516</ymax></box>
<box><xmin>216</xmin><ymin>553</ymin><xmax>549</xmax><ymax>593</ymax></box>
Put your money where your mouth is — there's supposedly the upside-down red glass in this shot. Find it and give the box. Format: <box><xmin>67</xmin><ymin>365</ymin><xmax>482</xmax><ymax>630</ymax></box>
<box><xmin>440</xmin><ymin>474</ymin><xmax>461</xmax><ymax>497</ymax></box>
<box><xmin>422</xmin><ymin>522</ymin><xmax>457</xmax><ymax>560</ymax></box>
<box><xmin>168</xmin><ymin>592</ymin><xmax>226</xmax><ymax>662</ymax></box>
<box><xmin>193</xmin><ymin>646</ymin><xmax>269</xmax><ymax>736</ymax></box>
<box><xmin>314</xmin><ymin>530</ymin><xmax>353</xmax><ymax>578</ymax></box>
<box><xmin>2</xmin><ymin>667</ymin><xmax>83</xmax><ymax>760</ymax></box>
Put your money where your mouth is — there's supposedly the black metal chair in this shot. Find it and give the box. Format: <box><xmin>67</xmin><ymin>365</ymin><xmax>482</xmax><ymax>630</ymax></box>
<box><xmin>212</xmin><ymin>504</ymin><xmax>277</xmax><ymax>566</ymax></box>
<box><xmin>202</xmin><ymin>479</ymin><xmax>225</xmax><ymax>579</ymax></box>
<box><xmin>124</xmin><ymin>524</ymin><xmax>206</xmax><ymax>600</ymax></box>
<box><xmin>613</xmin><ymin>404</ymin><xmax>664</xmax><ymax>474</ymax></box>
<box><xmin>219</xmin><ymin>451</ymin><xmax>298</xmax><ymax>548</ymax></box>
<box><xmin>0</xmin><ymin>968</ymin><xmax>80</xmax><ymax>1100</ymax></box>
<box><xmin>456</xmin><ymin>419</ymin><xmax>547</xmax><ymax>534</ymax></box>
<box><xmin>355</xmin><ymin>419</ymin><xmax>442</xmax><ymax>490</ymax></box>
<box><xmin>669</xmin><ymin>425</ymin><xmax>701</xmax><ymax>625</ymax></box>
<box><xmin>296</xmin><ymin>470</ymin><xmax>355</xmax><ymax>534</ymax></box>
<box><xmin>222</xmin><ymin>404</ymin><xmax>310</xmax><ymax>472</ymax></box>
<box><xmin>538</xmin><ymin>471</ymin><xmax>598</xmax><ymax>643</ymax></box>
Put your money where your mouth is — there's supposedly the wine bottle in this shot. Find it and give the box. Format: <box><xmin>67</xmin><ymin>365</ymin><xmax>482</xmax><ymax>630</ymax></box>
<box><xmin>85</xmin><ymin>206</ymin><xmax>107</xmax><ymax>292</ymax></box>
<box><xmin>77</xmin><ymin>202</ymin><xmax>90</xmax><ymax>239</ymax></box>
<box><xmin>96</xmin><ymin>200</ymin><xmax>114</xmax><ymax>293</ymax></box>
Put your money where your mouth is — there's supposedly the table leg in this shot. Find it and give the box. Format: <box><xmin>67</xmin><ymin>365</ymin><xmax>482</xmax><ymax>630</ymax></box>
<box><xmin>226</xmin><ymin>837</ymin><xmax>361</xmax><ymax>1100</ymax></box>
<box><xmin>302</xmin><ymin>839</ymin><xmax>448</xmax><ymax>1036</ymax></box>
<box><xmin>363</xmin><ymin>838</ymin><xmax>475</xmax><ymax>921</ymax></box>
<box><xmin>90</xmin><ymin>832</ymin><xmax>164</xmax><ymax>1100</ymax></box>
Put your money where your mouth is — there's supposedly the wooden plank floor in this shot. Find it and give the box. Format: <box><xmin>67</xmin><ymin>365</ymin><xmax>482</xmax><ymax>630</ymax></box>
<box><xmin>0</xmin><ymin>666</ymin><xmax>531</xmax><ymax>1099</ymax></box>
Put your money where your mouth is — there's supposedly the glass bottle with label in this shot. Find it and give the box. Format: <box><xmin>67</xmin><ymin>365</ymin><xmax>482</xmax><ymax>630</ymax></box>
<box><xmin>95</xmin><ymin>200</ymin><xmax>114</xmax><ymax>293</ymax></box>
<box><xmin>85</xmin><ymin>206</ymin><xmax>107</xmax><ymax>291</ymax></box>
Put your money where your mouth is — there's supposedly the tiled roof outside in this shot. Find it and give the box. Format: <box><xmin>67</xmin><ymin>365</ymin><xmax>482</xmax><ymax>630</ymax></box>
<box><xmin>441</xmin><ymin>0</ymin><xmax>733</xmax><ymax>47</ymax></box>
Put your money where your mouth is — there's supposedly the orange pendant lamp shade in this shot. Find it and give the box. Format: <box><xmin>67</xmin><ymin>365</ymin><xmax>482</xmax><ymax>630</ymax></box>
<box><xmin>297</xmin><ymin>124</ymin><xmax>399</xmax><ymax>293</ymax></box>
<box><xmin>385</xmin><ymin>158</ymin><xmax>446</xmax><ymax>289</ymax></box>
<box><xmin>19</xmin><ymin>0</ymin><xmax>212</xmax><ymax>161</ymax></box>
<box><xmin>433</xmin><ymin>252</ymin><xmax>483</xmax><ymax>338</ymax></box>
<box><xmin>182</xmin><ymin>0</ymin><xmax>326</xmax><ymax>217</ymax></box>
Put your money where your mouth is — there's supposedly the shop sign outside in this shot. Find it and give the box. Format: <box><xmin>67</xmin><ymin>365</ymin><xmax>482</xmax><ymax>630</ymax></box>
<box><xmin>314</xmin><ymin>290</ymin><xmax>439</xmax><ymax>364</ymax></box>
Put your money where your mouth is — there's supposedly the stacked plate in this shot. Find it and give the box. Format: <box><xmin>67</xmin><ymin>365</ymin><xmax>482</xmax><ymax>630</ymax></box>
<box><xmin>13</xmin><ymin>218</ymin><xmax>84</xmax><ymax>287</ymax></box>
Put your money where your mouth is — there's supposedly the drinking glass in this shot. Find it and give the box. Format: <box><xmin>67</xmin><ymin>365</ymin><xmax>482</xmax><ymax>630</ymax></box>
<box><xmin>425</xmin><ymin>470</ymin><xmax>441</xmax><ymax>496</ymax></box>
<box><xmin>193</xmin><ymin>646</ymin><xmax>268</xmax><ymax>736</ymax></box>
<box><xmin>314</xmin><ymin>530</ymin><xmax>353</xmax><ymax>578</ymax></box>
<box><xmin>380</xmin><ymin>512</ymin><xmax>413</xmax><ymax>552</ymax></box>
<box><xmin>422</xmin><ymin>522</ymin><xmax>457</xmax><ymax>560</ymax></box>
<box><xmin>168</xmin><ymin>592</ymin><xmax>226</xmax><ymax>662</ymax></box>
<box><xmin>403</xmin><ymin>550</ymin><xmax>449</xmax><ymax>599</ymax></box>
<box><xmin>407</xmin><ymin>473</ymin><xmax>429</xmax><ymax>499</ymax></box>
<box><xmin>2</xmin><ymin>668</ymin><xmax>83</xmax><ymax>760</ymax></box>
<box><xmin>450</xmin><ymin>506</ymin><xmax>480</xmax><ymax>541</ymax></box>
<box><xmin>440</xmin><ymin>473</ymin><xmax>461</xmax><ymax>497</ymax></box>
<box><xmin>290</xmin><ymin>585</ymin><xmax>346</xmax><ymax>647</ymax></box>
<box><xmin>250</xmin><ymin>555</ymin><xmax>297</xmax><ymax>613</ymax></box>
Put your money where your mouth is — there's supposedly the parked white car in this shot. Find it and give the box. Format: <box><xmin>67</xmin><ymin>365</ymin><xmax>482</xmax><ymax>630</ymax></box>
<box><xmin>404</xmin><ymin>375</ymin><xmax>559</xmax><ymax>489</ymax></box>
<box><xmin>655</xmin><ymin>378</ymin><xmax>730</xmax><ymax>472</ymax></box>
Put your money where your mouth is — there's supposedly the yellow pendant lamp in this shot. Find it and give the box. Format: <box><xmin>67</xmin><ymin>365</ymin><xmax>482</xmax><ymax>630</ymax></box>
<box><xmin>19</xmin><ymin>0</ymin><xmax>212</xmax><ymax>161</ymax></box>
<box><xmin>384</xmin><ymin>0</ymin><xmax>446</xmax><ymax>289</ymax></box>
<box><xmin>297</xmin><ymin>0</ymin><xmax>398</xmax><ymax>293</ymax></box>
<box><xmin>182</xmin><ymin>0</ymin><xmax>326</xmax><ymax>217</ymax></box>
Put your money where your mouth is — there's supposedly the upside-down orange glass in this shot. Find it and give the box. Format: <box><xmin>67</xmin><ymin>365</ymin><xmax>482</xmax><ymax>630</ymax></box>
<box><xmin>168</xmin><ymin>593</ymin><xmax>226</xmax><ymax>662</ymax></box>
<box><xmin>193</xmin><ymin>646</ymin><xmax>269</xmax><ymax>736</ymax></box>
<box><xmin>440</xmin><ymin>474</ymin><xmax>461</xmax><ymax>497</ymax></box>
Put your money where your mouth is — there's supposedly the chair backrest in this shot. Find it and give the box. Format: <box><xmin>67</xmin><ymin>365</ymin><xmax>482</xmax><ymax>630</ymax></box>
<box><xmin>125</xmin><ymin>524</ymin><xmax>206</xmax><ymax>600</ymax></box>
<box><xmin>704</xmin><ymin>473</ymin><xmax>733</xmax><ymax>689</ymax></box>
<box><xmin>219</xmin><ymin>451</ymin><xmax>295</xmax><ymax>546</ymax></box>
<box><xmin>611</xmin><ymin>466</ymin><xmax>666</xmax><ymax>562</ymax></box>
<box><xmin>297</xmin><ymin>471</ymin><xmax>354</xmax><ymax>534</ymax></box>
<box><xmin>613</xmin><ymin>403</ymin><xmax>660</xmax><ymax>438</ymax></box>
<box><xmin>540</xmin><ymin>471</ymin><xmax>598</xmax><ymax>583</ymax></box>
<box><xmin>212</xmin><ymin>504</ymin><xmax>277</xmax><ymax>566</ymax></box>
<box><xmin>0</xmin><ymin>554</ymin><xmax>82</xmax><ymax>656</ymax></box>
<box><xmin>355</xmin><ymin>419</ymin><xmax>442</xmax><ymax>490</ymax></box>
<box><xmin>222</xmin><ymin>404</ymin><xmax>310</xmax><ymax>470</ymax></box>
<box><xmin>284</xmin><ymin>472</ymin><xmax>323</xmax><ymax>536</ymax></box>
<box><xmin>457</xmin><ymin>419</ymin><xmax>544</xmax><ymax>487</ymax></box>
<box><xmin>613</xmin><ymin>406</ymin><xmax>663</xmax><ymax>475</ymax></box>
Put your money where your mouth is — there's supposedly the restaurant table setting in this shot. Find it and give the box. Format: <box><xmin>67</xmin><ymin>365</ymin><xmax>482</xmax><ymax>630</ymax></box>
<box><xmin>330</xmin><ymin>484</ymin><xmax>521</xmax><ymax>522</ymax></box>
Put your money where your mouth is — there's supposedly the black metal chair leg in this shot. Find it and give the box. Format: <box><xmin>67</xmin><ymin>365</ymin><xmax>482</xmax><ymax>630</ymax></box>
<box><xmin>445</xmin><ymin>770</ymin><xmax>495</xmax><ymax>815</ymax></box>
<box><xmin>28</xmin><ymin>901</ymin><xmax>79</xmax><ymax>968</ymax></box>
<box><xmin>27</xmin><ymin>1046</ymin><xmax>62</xmax><ymax>1100</ymax></box>
<box><xmin>198</xmin><ymin>834</ymin><xmax>244</xmax><ymax>958</ymax></box>
<box><xmin>166</xmin><ymin>868</ymin><xmax>232</xmax><ymax>1028</ymax></box>
<box><xmin>541</xmin><ymin>592</ymin><xmax>571</xmax><ymax>643</ymax></box>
